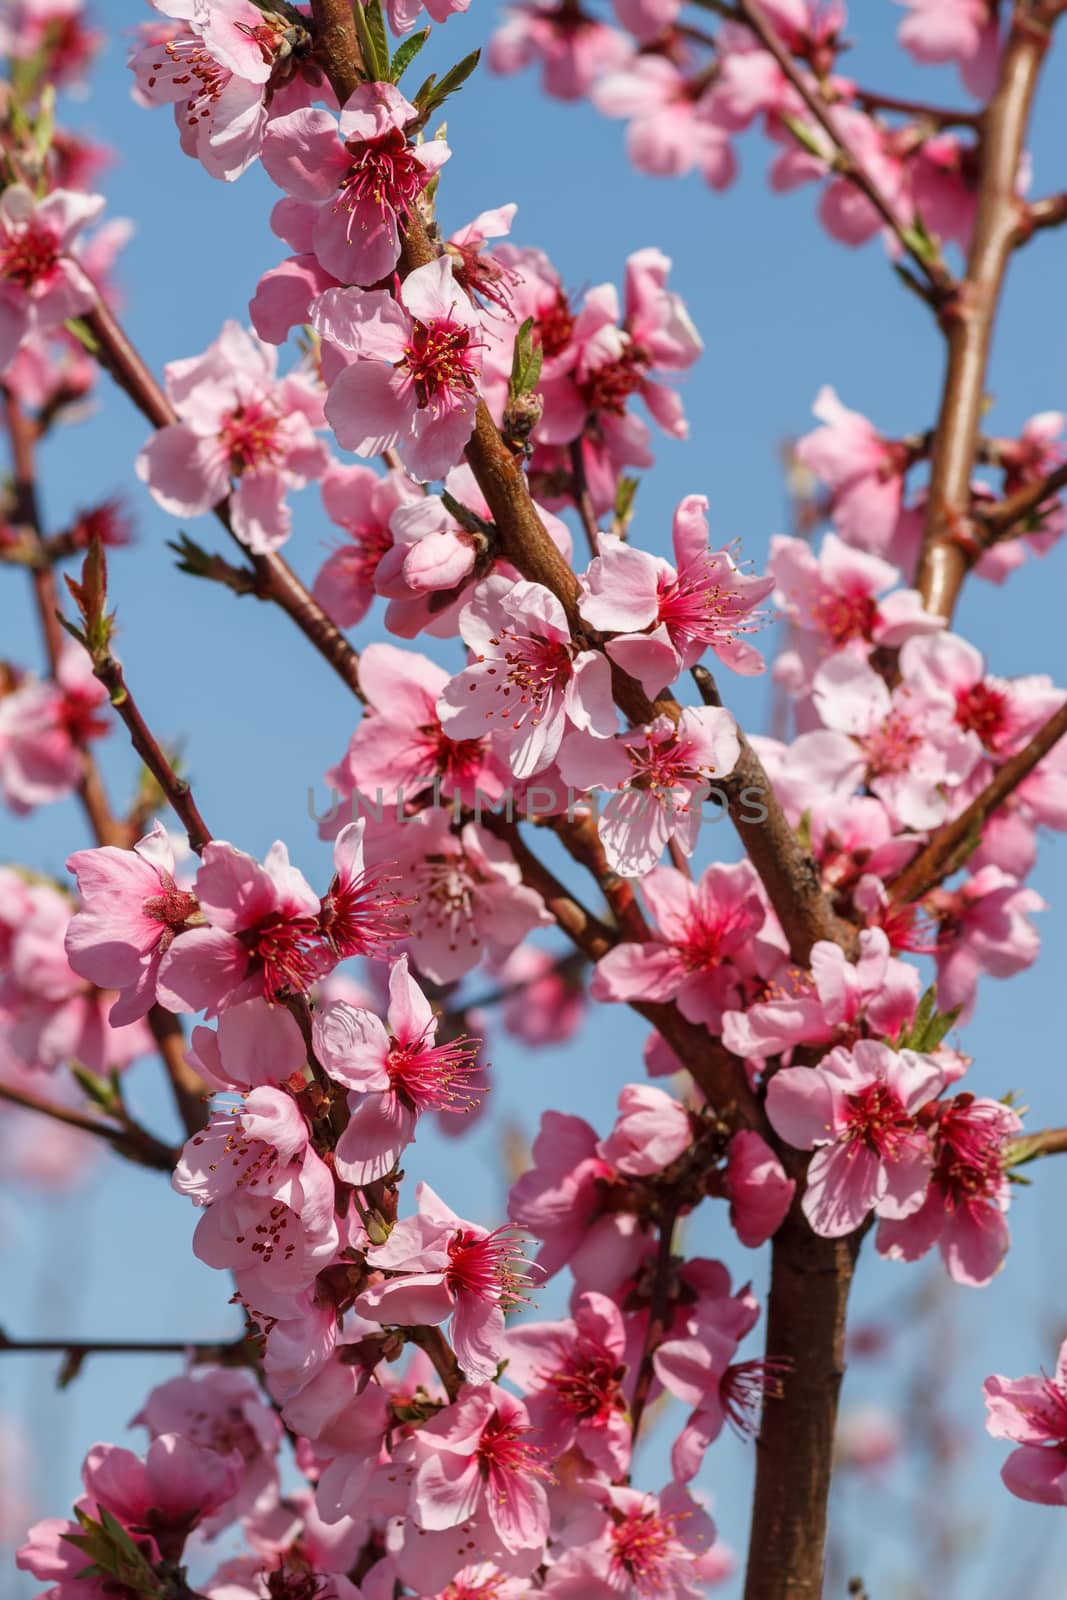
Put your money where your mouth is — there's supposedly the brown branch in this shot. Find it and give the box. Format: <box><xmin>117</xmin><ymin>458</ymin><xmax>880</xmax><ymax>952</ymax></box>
<box><xmin>888</xmin><ymin>697</ymin><xmax>1067</xmax><ymax>904</ymax></box>
<box><xmin>309</xmin><ymin>0</ymin><xmax>364</xmax><ymax>101</ymax></box>
<box><xmin>568</xmin><ymin>440</ymin><xmax>602</xmax><ymax>558</ymax></box>
<box><xmin>915</xmin><ymin>9</ymin><xmax>1056</xmax><ymax>620</ymax></box>
<box><xmin>851</xmin><ymin>88</ymin><xmax>982</xmax><ymax>129</ymax></box>
<box><xmin>729</xmin><ymin>0</ymin><xmax>956</xmax><ymax>300</ymax></box>
<box><xmin>1019</xmin><ymin>189</ymin><xmax>1067</xmax><ymax>238</ymax></box>
<box><xmin>0</xmin><ymin>1330</ymin><xmax>247</xmax><ymax>1358</ymax></box>
<box><xmin>975</xmin><ymin>459</ymin><xmax>1067</xmax><ymax>540</ymax></box>
<box><xmin>1008</xmin><ymin>1126</ymin><xmax>1067</xmax><ymax>1163</ymax></box>
<box><xmin>0</xmin><ymin>1080</ymin><xmax>178</xmax><ymax>1171</ymax></box>
<box><xmin>89</xmin><ymin>644</ymin><xmax>213</xmax><ymax>857</ymax></box>
<box><xmin>82</xmin><ymin>300</ymin><xmax>365</xmax><ymax>703</ymax></box>
<box><xmin>148</xmin><ymin>1003</ymin><xmax>209</xmax><ymax>1136</ymax></box>
<box><xmin>626</xmin><ymin>1201</ymin><xmax>680</xmax><ymax>1457</ymax></box>
<box><xmin>407</xmin><ymin>1324</ymin><xmax>463</xmax><ymax>1401</ymax></box>
<box><xmin>692</xmin><ymin>667</ymin><xmax>853</xmax><ymax>963</ymax></box>
<box><xmin>3</xmin><ymin>386</ymin><xmax>129</xmax><ymax>847</ymax></box>
<box><xmin>742</xmin><ymin>1169</ymin><xmax>862</xmax><ymax>1600</ymax></box>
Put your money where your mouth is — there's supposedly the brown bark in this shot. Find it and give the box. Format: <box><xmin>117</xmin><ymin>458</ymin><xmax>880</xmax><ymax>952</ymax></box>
<box><xmin>888</xmin><ymin>696</ymin><xmax>1067</xmax><ymax>904</ymax></box>
<box><xmin>916</xmin><ymin>8</ymin><xmax>1054</xmax><ymax>621</ymax></box>
<box><xmin>743</xmin><ymin>1187</ymin><xmax>861</xmax><ymax>1600</ymax></box>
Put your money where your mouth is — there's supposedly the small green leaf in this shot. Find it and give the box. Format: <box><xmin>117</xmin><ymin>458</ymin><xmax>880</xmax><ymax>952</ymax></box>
<box><xmin>415</xmin><ymin>48</ymin><xmax>480</xmax><ymax>116</ymax></box>
<box><xmin>391</xmin><ymin>26</ymin><xmax>430</xmax><ymax>83</ymax></box>
<box><xmin>352</xmin><ymin>0</ymin><xmax>389</xmax><ymax>81</ymax></box>
<box><xmin>779</xmin><ymin>114</ymin><xmax>829</xmax><ymax>163</ymax></box>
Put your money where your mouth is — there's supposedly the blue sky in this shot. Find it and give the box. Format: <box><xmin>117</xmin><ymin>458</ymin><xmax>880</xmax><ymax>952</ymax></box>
<box><xmin>3</xmin><ymin>4</ymin><xmax>1067</xmax><ymax>1595</ymax></box>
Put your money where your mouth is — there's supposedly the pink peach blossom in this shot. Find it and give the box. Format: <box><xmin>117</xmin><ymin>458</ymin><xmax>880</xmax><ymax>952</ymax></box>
<box><xmin>877</xmin><ymin>1094</ymin><xmax>1021</xmax><ymax>1285</ymax></box>
<box><xmin>579</xmin><ymin>495</ymin><xmax>772</xmax><ymax>694</ymax></box>
<box><xmin>437</xmin><ymin>575</ymin><xmax>617</xmax><ymax>777</ymax></box>
<box><xmin>984</xmin><ymin>1340</ymin><xmax>1067</xmax><ymax>1505</ymax></box>
<box><xmin>592</xmin><ymin>860</ymin><xmax>767</xmax><ymax>1027</ymax></box>
<box><xmin>261</xmin><ymin>85</ymin><xmax>449</xmax><ymax>285</ymax></box>
<box><xmin>356</xmin><ymin>1181</ymin><xmax>531</xmax><ymax>1382</ymax></box>
<box><xmin>313</xmin><ymin>955</ymin><xmax>483</xmax><ymax>1183</ymax></box>
<box><xmin>65</xmin><ymin>822</ymin><xmax>197</xmax><ymax>1026</ymax></box>
<box><xmin>136</xmin><ymin>321</ymin><xmax>328</xmax><ymax>553</ymax></box>
<box><xmin>505</xmin><ymin>1290</ymin><xmax>631</xmax><ymax>1476</ymax></box>
<box><xmin>0</xmin><ymin>185</ymin><xmax>103</xmax><ymax>373</ymax></box>
<box><xmin>313</xmin><ymin>257</ymin><xmax>484</xmax><ymax>482</ymax></box>
<box><xmin>597</xmin><ymin>1083</ymin><xmax>693</xmax><ymax>1176</ymax></box>
<box><xmin>724</xmin><ymin>1130</ymin><xmax>796</xmax><ymax>1247</ymax></box>
<box><xmin>766</xmin><ymin>1039</ymin><xmax>945</xmax><ymax>1236</ymax></box>
<box><xmin>559</xmin><ymin>706</ymin><xmax>741</xmax><ymax>876</ymax></box>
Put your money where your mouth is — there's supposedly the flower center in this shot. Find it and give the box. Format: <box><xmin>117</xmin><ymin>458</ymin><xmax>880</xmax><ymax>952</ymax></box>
<box><xmin>841</xmin><ymin>1081</ymin><xmax>914</xmax><ymax>1159</ymax></box>
<box><xmin>656</xmin><ymin>558</ymin><xmax>764</xmax><ymax>649</ymax></box>
<box><xmin>931</xmin><ymin>1098</ymin><xmax>1005</xmax><ymax>1208</ymax></box>
<box><xmin>142</xmin><ymin>882</ymin><xmax>199</xmax><ymax>932</ymax></box>
<box><xmin>610</xmin><ymin>1508</ymin><xmax>679</xmax><ymax>1592</ymax></box>
<box><xmin>476</xmin><ymin>1413</ymin><xmax>550</xmax><ymax>1479</ymax></box>
<box><xmin>338</xmin><ymin>127</ymin><xmax>425</xmax><ymax>222</ymax></box>
<box><xmin>221</xmin><ymin>402</ymin><xmax>283</xmax><ymax>475</ymax></box>
<box><xmin>385</xmin><ymin>1024</ymin><xmax>483</xmax><ymax>1113</ymax></box>
<box><xmin>0</xmin><ymin>222</ymin><xmax>59</xmax><ymax>289</ymax></box>
<box><xmin>861</xmin><ymin>708</ymin><xmax>923</xmax><ymax>777</ymax></box>
<box><xmin>149</xmin><ymin>37</ymin><xmax>231</xmax><ymax>126</ymax></box>
<box><xmin>320</xmin><ymin>868</ymin><xmax>407</xmax><ymax>961</ymax></box>
<box><xmin>478</xmin><ymin>628</ymin><xmax>572</xmax><ymax>730</ymax></box>
<box><xmin>813</xmin><ymin>588</ymin><xmax>879</xmax><ymax>647</ymax></box>
<box><xmin>403</xmin><ymin>318</ymin><xmax>480</xmax><ymax>408</ymax></box>
<box><xmin>546</xmin><ymin>1342</ymin><xmax>625</xmax><ymax>1422</ymax></box>
<box><xmin>414</xmin><ymin>850</ymin><xmax>485</xmax><ymax>956</ymax></box>
<box><xmin>446</xmin><ymin>1225</ymin><xmax>532</xmax><ymax>1306</ymax></box>
<box><xmin>535</xmin><ymin>289</ymin><xmax>575</xmax><ymax>359</ymax></box>
<box><xmin>240</xmin><ymin>912</ymin><xmax>322</xmax><ymax>999</ymax></box>
<box><xmin>580</xmin><ymin>346</ymin><xmax>645</xmax><ymax>416</ymax></box>
<box><xmin>334</xmin><ymin>523</ymin><xmax>393</xmax><ymax>589</ymax></box>
<box><xmin>954</xmin><ymin>680</ymin><xmax>1010</xmax><ymax>750</ymax></box>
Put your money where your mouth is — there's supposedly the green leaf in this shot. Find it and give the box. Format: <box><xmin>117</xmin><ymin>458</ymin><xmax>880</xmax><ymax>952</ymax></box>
<box><xmin>391</xmin><ymin>26</ymin><xmax>430</xmax><ymax>83</ymax></box>
<box><xmin>508</xmin><ymin>317</ymin><xmax>543</xmax><ymax>400</ymax></box>
<box><xmin>352</xmin><ymin>0</ymin><xmax>389</xmax><ymax>81</ymax></box>
<box><xmin>415</xmin><ymin>48</ymin><xmax>480</xmax><ymax>116</ymax></box>
<box><xmin>71</xmin><ymin>1062</ymin><xmax>120</xmax><ymax>1112</ymax></box>
<box><xmin>779</xmin><ymin>114</ymin><xmax>829</xmax><ymax>163</ymax></box>
<box><xmin>63</xmin><ymin>1507</ymin><xmax>165</xmax><ymax>1597</ymax></box>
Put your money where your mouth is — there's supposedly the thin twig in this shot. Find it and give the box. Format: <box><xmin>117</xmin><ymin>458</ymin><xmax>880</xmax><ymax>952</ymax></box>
<box><xmin>90</xmin><ymin>646</ymin><xmax>213</xmax><ymax>856</ymax></box>
<box><xmin>82</xmin><ymin>300</ymin><xmax>365</xmax><ymax>703</ymax></box>
<box><xmin>626</xmin><ymin>1203</ymin><xmax>679</xmax><ymax>1457</ymax></box>
<box><xmin>0</xmin><ymin>1080</ymin><xmax>177</xmax><ymax>1171</ymax></box>
<box><xmin>568</xmin><ymin>440</ymin><xmax>602</xmax><ymax>558</ymax></box>
<box><xmin>852</xmin><ymin>88</ymin><xmax>981</xmax><ymax>129</ymax></box>
<box><xmin>727</xmin><ymin>0</ymin><xmax>956</xmax><ymax>299</ymax></box>
<box><xmin>975</xmin><ymin>460</ymin><xmax>1067</xmax><ymax>540</ymax></box>
<box><xmin>915</xmin><ymin>8</ymin><xmax>1056</xmax><ymax>619</ymax></box>
<box><xmin>888</xmin><ymin>698</ymin><xmax>1067</xmax><ymax>904</ymax></box>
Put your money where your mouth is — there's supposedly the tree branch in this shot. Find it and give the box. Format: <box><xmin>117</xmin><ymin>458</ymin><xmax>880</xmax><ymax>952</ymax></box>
<box><xmin>729</xmin><ymin>0</ymin><xmax>956</xmax><ymax>301</ymax></box>
<box><xmin>0</xmin><ymin>1080</ymin><xmax>178</xmax><ymax>1171</ymax></box>
<box><xmin>915</xmin><ymin>8</ymin><xmax>1056</xmax><ymax>620</ymax></box>
<box><xmin>82</xmin><ymin>300</ymin><xmax>365</xmax><ymax>703</ymax></box>
<box><xmin>89</xmin><ymin>643</ymin><xmax>214</xmax><ymax>857</ymax></box>
<box><xmin>975</xmin><ymin>459</ymin><xmax>1067</xmax><ymax>540</ymax></box>
<box><xmin>626</xmin><ymin>1201</ymin><xmax>680</xmax><ymax>1457</ymax></box>
<box><xmin>1008</xmin><ymin>1126</ymin><xmax>1067</xmax><ymax>1163</ymax></box>
<box><xmin>888</xmin><ymin>697</ymin><xmax>1067</xmax><ymax>904</ymax></box>
<box><xmin>851</xmin><ymin>88</ymin><xmax>981</xmax><ymax>129</ymax></box>
<box><xmin>692</xmin><ymin>667</ymin><xmax>853</xmax><ymax>963</ymax></box>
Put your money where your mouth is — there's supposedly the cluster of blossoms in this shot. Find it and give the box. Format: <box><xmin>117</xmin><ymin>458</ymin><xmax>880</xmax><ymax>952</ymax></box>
<box><xmin>4</xmin><ymin>1</ymin><xmax>1067</xmax><ymax>1596</ymax></box>
<box><xmin>489</xmin><ymin>0</ymin><xmax>1001</xmax><ymax>256</ymax></box>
